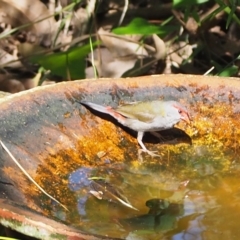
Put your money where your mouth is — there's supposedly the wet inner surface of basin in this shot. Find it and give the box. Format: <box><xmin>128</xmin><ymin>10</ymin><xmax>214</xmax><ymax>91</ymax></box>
<box><xmin>37</xmin><ymin>110</ymin><xmax>240</xmax><ymax>239</ymax></box>
<box><xmin>0</xmin><ymin>75</ymin><xmax>240</xmax><ymax>239</ymax></box>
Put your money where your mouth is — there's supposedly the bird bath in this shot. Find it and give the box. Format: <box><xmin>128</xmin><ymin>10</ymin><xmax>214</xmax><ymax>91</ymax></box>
<box><xmin>0</xmin><ymin>74</ymin><xmax>240</xmax><ymax>239</ymax></box>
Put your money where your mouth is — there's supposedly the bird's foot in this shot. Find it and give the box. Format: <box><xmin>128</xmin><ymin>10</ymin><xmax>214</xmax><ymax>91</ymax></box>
<box><xmin>138</xmin><ymin>149</ymin><xmax>161</xmax><ymax>158</ymax></box>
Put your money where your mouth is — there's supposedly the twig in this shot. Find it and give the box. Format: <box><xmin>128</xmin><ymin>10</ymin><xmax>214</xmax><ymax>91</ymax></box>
<box><xmin>119</xmin><ymin>0</ymin><xmax>129</xmax><ymax>26</ymax></box>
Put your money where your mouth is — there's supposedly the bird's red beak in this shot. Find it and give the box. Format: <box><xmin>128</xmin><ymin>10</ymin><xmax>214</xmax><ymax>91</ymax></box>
<box><xmin>181</xmin><ymin>112</ymin><xmax>191</xmax><ymax>125</ymax></box>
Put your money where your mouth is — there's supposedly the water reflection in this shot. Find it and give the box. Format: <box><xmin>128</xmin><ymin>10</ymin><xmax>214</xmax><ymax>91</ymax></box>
<box><xmin>68</xmin><ymin>167</ymin><xmax>93</xmax><ymax>216</ymax></box>
<box><xmin>66</xmin><ymin>158</ymin><xmax>240</xmax><ymax>239</ymax></box>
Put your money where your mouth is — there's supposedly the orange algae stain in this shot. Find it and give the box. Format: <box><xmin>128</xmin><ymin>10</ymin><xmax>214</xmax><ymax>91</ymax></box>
<box><xmin>77</xmin><ymin>121</ymin><xmax>128</xmax><ymax>162</ymax></box>
<box><xmin>28</xmin><ymin>150</ymin><xmax>83</xmax><ymax>213</ymax></box>
<box><xmin>184</xmin><ymin>101</ymin><xmax>240</xmax><ymax>165</ymax></box>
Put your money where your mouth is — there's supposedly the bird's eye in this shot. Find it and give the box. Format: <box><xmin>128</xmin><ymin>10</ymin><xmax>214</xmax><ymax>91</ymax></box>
<box><xmin>178</xmin><ymin>110</ymin><xmax>182</xmax><ymax>114</ymax></box>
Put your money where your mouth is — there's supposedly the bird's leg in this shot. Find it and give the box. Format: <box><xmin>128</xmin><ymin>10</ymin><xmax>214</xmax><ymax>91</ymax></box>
<box><xmin>137</xmin><ymin>131</ymin><xmax>161</xmax><ymax>157</ymax></box>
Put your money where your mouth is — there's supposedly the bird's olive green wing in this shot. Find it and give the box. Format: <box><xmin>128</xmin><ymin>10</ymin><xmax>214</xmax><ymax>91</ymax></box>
<box><xmin>116</xmin><ymin>101</ymin><xmax>166</xmax><ymax>122</ymax></box>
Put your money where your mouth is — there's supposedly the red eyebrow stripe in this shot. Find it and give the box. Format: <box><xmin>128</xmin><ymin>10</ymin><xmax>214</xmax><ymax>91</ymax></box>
<box><xmin>173</xmin><ymin>104</ymin><xmax>185</xmax><ymax>112</ymax></box>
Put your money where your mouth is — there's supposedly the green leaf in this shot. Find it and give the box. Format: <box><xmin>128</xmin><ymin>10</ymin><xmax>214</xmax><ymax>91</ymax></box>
<box><xmin>218</xmin><ymin>66</ymin><xmax>238</xmax><ymax>77</ymax></box>
<box><xmin>173</xmin><ymin>0</ymin><xmax>209</xmax><ymax>8</ymax></box>
<box><xmin>0</xmin><ymin>237</ymin><xmax>19</xmax><ymax>240</ymax></box>
<box><xmin>30</xmin><ymin>42</ymin><xmax>99</xmax><ymax>80</ymax></box>
<box><xmin>211</xmin><ymin>58</ymin><xmax>238</xmax><ymax>77</ymax></box>
<box><xmin>112</xmin><ymin>18</ymin><xmax>178</xmax><ymax>36</ymax></box>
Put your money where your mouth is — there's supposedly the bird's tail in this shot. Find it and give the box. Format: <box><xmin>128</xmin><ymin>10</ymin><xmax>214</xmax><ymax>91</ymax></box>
<box><xmin>80</xmin><ymin>101</ymin><xmax>110</xmax><ymax>114</ymax></box>
<box><xmin>80</xmin><ymin>101</ymin><xmax>117</xmax><ymax>115</ymax></box>
<box><xmin>80</xmin><ymin>101</ymin><xmax>126</xmax><ymax>122</ymax></box>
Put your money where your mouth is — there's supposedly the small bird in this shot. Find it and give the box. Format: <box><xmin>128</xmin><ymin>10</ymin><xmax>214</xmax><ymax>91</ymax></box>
<box><xmin>80</xmin><ymin>100</ymin><xmax>190</xmax><ymax>157</ymax></box>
